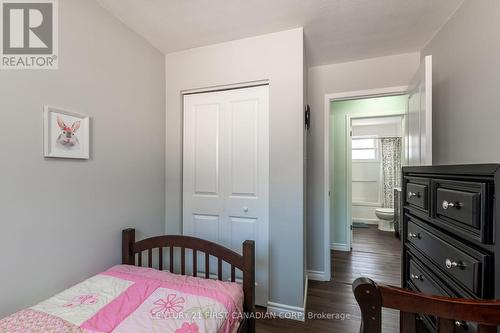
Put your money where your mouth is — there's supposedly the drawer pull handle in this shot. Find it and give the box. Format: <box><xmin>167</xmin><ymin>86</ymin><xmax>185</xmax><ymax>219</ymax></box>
<box><xmin>442</xmin><ymin>200</ymin><xmax>461</xmax><ymax>210</ymax></box>
<box><xmin>455</xmin><ymin>321</ymin><xmax>468</xmax><ymax>329</ymax></box>
<box><xmin>445</xmin><ymin>258</ymin><xmax>465</xmax><ymax>269</ymax></box>
<box><xmin>408</xmin><ymin>232</ymin><xmax>420</xmax><ymax>239</ymax></box>
<box><xmin>408</xmin><ymin>191</ymin><xmax>420</xmax><ymax>199</ymax></box>
<box><xmin>410</xmin><ymin>273</ymin><xmax>423</xmax><ymax>281</ymax></box>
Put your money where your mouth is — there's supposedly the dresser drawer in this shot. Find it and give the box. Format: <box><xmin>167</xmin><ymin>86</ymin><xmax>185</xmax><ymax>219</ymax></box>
<box><xmin>408</xmin><ymin>183</ymin><xmax>429</xmax><ymax>210</ymax></box>
<box><xmin>407</xmin><ymin>254</ymin><xmax>477</xmax><ymax>333</ymax></box>
<box><xmin>432</xmin><ymin>179</ymin><xmax>492</xmax><ymax>244</ymax></box>
<box><xmin>436</xmin><ymin>187</ymin><xmax>480</xmax><ymax>227</ymax></box>
<box><xmin>405</xmin><ymin>177</ymin><xmax>430</xmax><ymax>213</ymax></box>
<box><xmin>408</xmin><ymin>256</ymin><xmax>448</xmax><ymax>297</ymax></box>
<box><xmin>406</xmin><ymin>216</ymin><xmax>490</xmax><ymax>297</ymax></box>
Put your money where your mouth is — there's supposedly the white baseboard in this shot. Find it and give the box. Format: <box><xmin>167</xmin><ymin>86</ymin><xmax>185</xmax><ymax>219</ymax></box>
<box><xmin>331</xmin><ymin>242</ymin><xmax>350</xmax><ymax>251</ymax></box>
<box><xmin>352</xmin><ymin>218</ymin><xmax>379</xmax><ymax>225</ymax></box>
<box><xmin>303</xmin><ymin>274</ymin><xmax>308</xmax><ymax>309</ymax></box>
<box><xmin>267</xmin><ymin>302</ymin><xmax>305</xmax><ymax>322</ymax></box>
<box><xmin>266</xmin><ymin>274</ymin><xmax>308</xmax><ymax>322</ymax></box>
<box><xmin>307</xmin><ymin>270</ymin><xmax>329</xmax><ymax>281</ymax></box>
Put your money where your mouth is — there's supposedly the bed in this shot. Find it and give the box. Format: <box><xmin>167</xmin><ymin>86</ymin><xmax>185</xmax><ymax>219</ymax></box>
<box><xmin>0</xmin><ymin>228</ymin><xmax>256</xmax><ymax>333</ymax></box>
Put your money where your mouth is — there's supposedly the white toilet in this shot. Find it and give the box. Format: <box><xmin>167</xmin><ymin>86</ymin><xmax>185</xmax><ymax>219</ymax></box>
<box><xmin>375</xmin><ymin>208</ymin><xmax>395</xmax><ymax>232</ymax></box>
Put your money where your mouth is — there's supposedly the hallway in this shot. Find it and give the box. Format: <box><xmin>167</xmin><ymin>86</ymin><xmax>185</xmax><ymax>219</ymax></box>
<box><xmin>257</xmin><ymin>225</ymin><xmax>401</xmax><ymax>332</ymax></box>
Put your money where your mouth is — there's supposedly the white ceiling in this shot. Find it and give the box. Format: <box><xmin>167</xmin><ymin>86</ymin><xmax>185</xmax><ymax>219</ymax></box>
<box><xmin>96</xmin><ymin>0</ymin><xmax>463</xmax><ymax>66</ymax></box>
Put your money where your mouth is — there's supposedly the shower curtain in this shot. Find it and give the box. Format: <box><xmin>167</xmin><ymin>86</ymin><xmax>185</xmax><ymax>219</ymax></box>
<box><xmin>381</xmin><ymin>138</ymin><xmax>402</xmax><ymax>208</ymax></box>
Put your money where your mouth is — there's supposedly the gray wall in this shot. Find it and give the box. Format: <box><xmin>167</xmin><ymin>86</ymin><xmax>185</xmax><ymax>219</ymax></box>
<box><xmin>165</xmin><ymin>28</ymin><xmax>305</xmax><ymax>308</ymax></box>
<box><xmin>423</xmin><ymin>0</ymin><xmax>500</xmax><ymax>164</ymax></box>
<box><xmin>306</xmin><ymin>53</ymin><xmax>420</xmax><ymax>275</ymax></box>
<box><xmin>0</xmin><ymin>0</ymin><xmax>165</xmax><ymax>317</ymax></box>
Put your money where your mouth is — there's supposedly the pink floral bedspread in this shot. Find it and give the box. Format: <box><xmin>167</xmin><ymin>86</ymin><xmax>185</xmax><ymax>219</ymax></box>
<box><xmin>0</xmin><ymin>265</ymin><xmax>244</xmax><ymax>333</ymax></box>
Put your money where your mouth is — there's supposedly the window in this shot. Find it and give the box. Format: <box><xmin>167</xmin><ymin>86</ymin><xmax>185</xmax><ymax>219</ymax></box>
<box><xmin>352</xmin><ymin>136</ymin><xmax>378</xmax><ymax>161</ymax></box>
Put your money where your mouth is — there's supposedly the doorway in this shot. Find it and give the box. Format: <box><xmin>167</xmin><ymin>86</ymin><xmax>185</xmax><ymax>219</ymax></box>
<box><xmin>182</xmin><ymin>85</ymin><xmax>269</xmax><ymax>306</ymax></box>
<box><xmin>330</xmin><ymin>95</ymin><xmax>407</xmax><ymax>252</ymax></box>
<box><xmin>348</xmin><ymin>114</ymin><xmax>405</xmax><ymax>247</ymax></box>
<box><xmin>320</xmin><ymin>56</ymin><xmax>432</xmax><ymax>282</ymax></box>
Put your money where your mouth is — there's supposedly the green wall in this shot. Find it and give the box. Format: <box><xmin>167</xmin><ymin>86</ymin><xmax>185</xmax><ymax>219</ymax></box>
<box><xmin>330</xmin><ymin>95</ymin><xmax>407</xmax><ymax>247</ymax></box>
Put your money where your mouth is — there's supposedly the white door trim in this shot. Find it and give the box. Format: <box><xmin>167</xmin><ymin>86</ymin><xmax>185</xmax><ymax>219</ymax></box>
<box><xmin>324</xmin><ymin>86</ymin><xmax>408</xmax><ymax>273</ymax></box>
<box><xmin>407</xmin><ymin>55</ymin><xmax>433</xmax><ymax>166</ymax></box>
<box><xmin>424</xmin><ymin>56</ymin><xmax>433</xmax><ymax>165</ymax></box>
<box><xmin>181</xmin><ymin>80</ymin><xmax>270</xmax><ymax>95</ymax></box>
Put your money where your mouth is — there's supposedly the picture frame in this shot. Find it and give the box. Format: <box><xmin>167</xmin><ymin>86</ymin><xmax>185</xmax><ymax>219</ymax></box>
<box><xmin>43</xmin><ymin>106</ymin><xmax>90</xmax><ymax>159</ymax></box>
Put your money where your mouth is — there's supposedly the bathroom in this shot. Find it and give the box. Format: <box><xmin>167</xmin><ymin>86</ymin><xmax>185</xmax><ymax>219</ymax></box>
<box><xmin>350</xmin><ymin>115</ymin><xmax>404</xmax><ymax>235</ymax></box>
<box><xmin>330</xmin><ymin>95</ymin><xmax>406</xmax><ymax>252</ymax></box>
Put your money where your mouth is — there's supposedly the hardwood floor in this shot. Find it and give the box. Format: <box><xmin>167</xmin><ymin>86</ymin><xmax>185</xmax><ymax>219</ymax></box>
<box><xmin>257</xmin><ymin>225</ymin><xmax>402</xmax><ymax>333</ymax></box>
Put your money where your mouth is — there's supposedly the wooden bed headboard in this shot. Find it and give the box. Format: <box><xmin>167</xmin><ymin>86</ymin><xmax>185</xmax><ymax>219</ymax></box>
<box><xmin>122</xmin><ymin>228</ymin><xmax>255</xmax><ymax>333</ymax></box>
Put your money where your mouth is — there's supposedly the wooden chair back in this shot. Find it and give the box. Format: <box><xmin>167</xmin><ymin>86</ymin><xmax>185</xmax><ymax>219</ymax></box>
<box><xmin>352</xmin><ymin>277</ymin><xmax>500</xmax><ymax>333</ymax></box>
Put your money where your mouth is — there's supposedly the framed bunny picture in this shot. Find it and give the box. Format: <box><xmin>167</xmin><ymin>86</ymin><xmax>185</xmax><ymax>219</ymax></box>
<box><xmin>43</xmin><ymin>106</ymin><xmax>90</xmax><ymax>159</ymax></box>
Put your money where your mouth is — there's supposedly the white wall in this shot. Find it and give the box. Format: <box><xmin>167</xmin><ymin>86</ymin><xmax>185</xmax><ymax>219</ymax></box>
<box><xmin>352</xmin><ymin>159</ymin><xmax>381</xmax><ymax>225</ymax></box>
<box><xmin>352</xmin><ymin>123</ymin><xmax>402</xmax><ymax>137</ymax></box>
<box><xmin>422</xmin><ymin>0</ymin><xmax>500</xmax><ymax>164</ymax></box>
<box><xmin>0</xmin><ymin>0</ymin><xmax>166</xmax><ymax>317</ymax></box>
<box><xmin>165</xmin><ymin>28</ymin><xmax>305</xmax><ymax>308</ymax></box>
<box><xmin>306</xmin><ymin>53</ymin><xmax>420</xmax><ymax>274</ymax></box>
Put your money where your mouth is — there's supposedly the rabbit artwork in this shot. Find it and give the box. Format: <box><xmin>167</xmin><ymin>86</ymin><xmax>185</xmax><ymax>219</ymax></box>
<box><xmin>56</xmin><ymin>116</ymin><xmax>81</xmax><ymax>150</ymax></box>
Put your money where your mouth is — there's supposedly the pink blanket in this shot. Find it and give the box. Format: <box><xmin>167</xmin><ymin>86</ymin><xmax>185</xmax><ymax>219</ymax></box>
<box><xmin>0</xmin><ymin>265</ymin><xmax>244</xmax><ymax>333</ymax></box>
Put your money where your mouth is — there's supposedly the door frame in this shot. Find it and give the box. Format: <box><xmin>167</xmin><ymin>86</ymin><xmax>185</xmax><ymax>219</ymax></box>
<box><xmin>324</xmin><ymin>86</ymin><xmax>408</xmax><ymax>265</ymax></box>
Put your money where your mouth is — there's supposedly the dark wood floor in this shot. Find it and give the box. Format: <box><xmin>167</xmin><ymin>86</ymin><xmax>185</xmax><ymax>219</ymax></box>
<box><xmin>257</xmin><ymin>225</ymin><xmax>402</xmax><ymax>332</ymax></box>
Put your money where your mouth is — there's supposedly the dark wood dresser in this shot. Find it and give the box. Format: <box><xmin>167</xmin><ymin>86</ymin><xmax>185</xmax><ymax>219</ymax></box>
<box><xmin>402</xmin><ymin>164</ymin><xmax>500</xmax><ymax>333</ymax></box>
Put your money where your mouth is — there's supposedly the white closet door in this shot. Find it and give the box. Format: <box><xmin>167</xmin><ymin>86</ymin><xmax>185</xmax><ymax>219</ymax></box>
<box><xmin>183</xmin><ymin>85</ymin><xmax>269</xmax><ymax>306</ymax></box>
<box><xmin>407</xmin><ymin>55</ymin><xmax>432</xmax><ymax>166</ymax></box>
